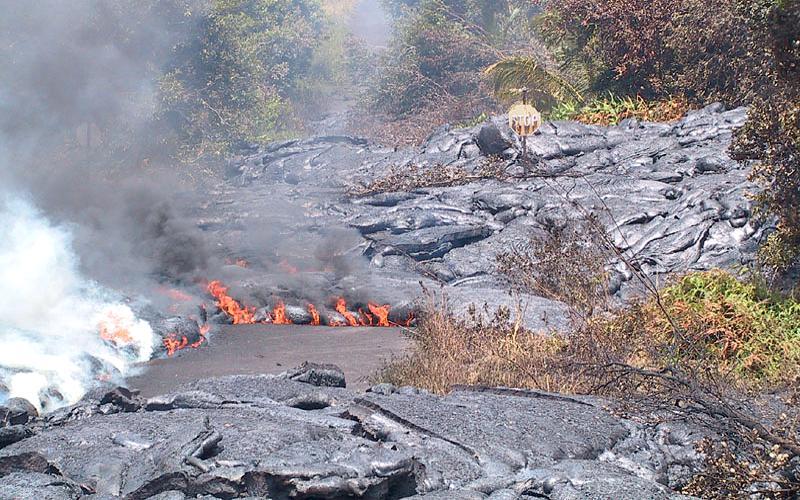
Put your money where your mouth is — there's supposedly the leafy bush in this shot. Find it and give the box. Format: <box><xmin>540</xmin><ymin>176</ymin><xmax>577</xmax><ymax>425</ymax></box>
<box><xmin>365</xmin><ymin>0</ymin><xmax>542</xmax><ymax>142</ymax></box>
<box><xmin>534</xmin><ymin>0</ymin><xmax>679</xmax><ymax>98</ymax></box>
<box><xmin>641</xmin><ymin>270</ymin><xmax>800</xmax><ymax>384</ymax></box>
<box><xmin>730</xmin><ymin>0</ymin><xmax>800</xmax><ymax>272</ymax></box>
<box><xmin>534</xmin><ymin>0</ymin><xmax>771</xmax><ymax>104</ymax></box>
<box><xmin>369</xmin><ymin>0</ymin><xmax>498</xmax><ymax>118</ymax></box>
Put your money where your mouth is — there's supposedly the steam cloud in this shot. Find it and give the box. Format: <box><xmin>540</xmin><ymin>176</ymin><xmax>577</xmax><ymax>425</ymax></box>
<box><xmin>0</xmin><ymin>1</ymin><xmax>207</xmax><ymax>411</ymax></box>
<box><xmin>0</xmin><ymin>195</ymin><xmax>156</xmax><ymax>411</ymax></box>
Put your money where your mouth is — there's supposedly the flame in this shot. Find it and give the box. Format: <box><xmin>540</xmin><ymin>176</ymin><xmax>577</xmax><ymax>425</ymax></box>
<box><xmin>272</xmin><ymin>301</ymin><xmax>292</xmax><ymax>325</ymax></box>
<box><xmin>308</xmin><ymin>304</ymin><xmax>320</xmax><ymax>326</ymax></box>
<box><xmin>334</xmin><ymin>297</ymin><xmax>359</xmax><ymax>327</ymax></box>
<box><xmin>207</xmin><ymin>280</ymin><xmax>255</xmax><ymax>324</ymax></box>
<box><xmin>204</xmin><ymin>280</ymin><xmax>411</xmax><ymax>328</ymax></box>
<box><xmin>368</xmin><ymin>303</ymin><xmax>391</xmax><ymax>327</ymax></box>
<box><xmin>163</xmin><ymin>335</ymin><xmax>188</xmax><ymax>356</ymax></box>
<box><xmin>163</xmin><ymin>323</ymin><xmax>209</xmax><ymax>357</ymax></box>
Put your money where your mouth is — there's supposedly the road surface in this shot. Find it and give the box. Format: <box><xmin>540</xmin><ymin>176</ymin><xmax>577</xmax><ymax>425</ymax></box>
<box><xmin>128</xmin><ymin>325</ymin><xmax>410</xmax><ymax>396</ymax></box>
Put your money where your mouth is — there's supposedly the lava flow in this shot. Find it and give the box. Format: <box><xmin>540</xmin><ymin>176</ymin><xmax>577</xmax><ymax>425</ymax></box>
<box><xmin>207</xmin><ymin>280</ymin><xmax>256</xmax><ymax>324</ymax></box>
<box><xmin>163</xmin><ymin>323</ymin><xmax>209</xmax><ymax>357</ymax></box>
<box><xmin>205</xmin><ymin>280</ymin><xmax>411</xmax><ymax>328</ymax></box>
<box><xmin>272</xmin><ymin>301</ymin><xmax>292</xmax><ymax>325</ymax></box>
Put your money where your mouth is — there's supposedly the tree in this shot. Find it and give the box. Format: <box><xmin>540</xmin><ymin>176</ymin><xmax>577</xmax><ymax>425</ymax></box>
<box><xmin>730</xmin><ymin>0</ymin><xmax>800</xmax><ymax>272</ymax></box>
<box><xmin>159</xmin><ymin>0</ymin><xmax>327</xmax><ymax>156</ymax></box>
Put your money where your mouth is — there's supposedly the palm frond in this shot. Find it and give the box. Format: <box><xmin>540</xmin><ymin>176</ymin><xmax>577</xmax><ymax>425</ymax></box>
<box><xmin>484</xmin><ymin>56</ymin><xmax>585</xmax><ymax>105</ymax></box>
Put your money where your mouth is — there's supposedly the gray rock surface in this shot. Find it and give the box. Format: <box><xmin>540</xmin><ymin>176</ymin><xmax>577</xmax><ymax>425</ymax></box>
<box><xmin>201</xmin><ymin>104</ymin><xmax>761</xmax><ymax>330</ymax></box>
<box><xmin>0</xmin><ymin>370</ymin><xmax>702</xmax><ymax>498</ymax></box>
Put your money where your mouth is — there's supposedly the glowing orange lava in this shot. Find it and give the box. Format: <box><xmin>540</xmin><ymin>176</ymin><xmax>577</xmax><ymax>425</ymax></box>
<box><xmin>368</xmin><ymin>303</ymin><xmax>391</xmax><ymax>327</ymax></box>
<box><xmin>163</xmin><ymin>323</ymin><xmax>208</xmax><ymax>357</ymax></box>
<box><xmin>207</xmin><ymin>280</ymin><xmax>256</xmax><ymax>324</ymax></box>
<box><xmin>272</xmin><ymin>301</ymin><xmax>292</xmax><ymax>325</ymax></box>
<box><xmin>334</xmin><ymin>297</ymin><xmax>359</xmax><ymax>327</ymax></box>
<box><xmin>163</xmin><ymin>335</ymin><xmax>188</xmax><ymax>356</ymax></box>
<box><xmin>204</xmin><ymin>280</ymin><xmax>412</xmax><ymax>328</ymax></box>
<box><xmin>308</xmin><ymin>304</ymin><xmax>321</xmax><ymax>326</ymax></box>
<box><xmin>98</xmin><ymin>311</ymin><xmax>133</xmax><ymax>346</ymax></box>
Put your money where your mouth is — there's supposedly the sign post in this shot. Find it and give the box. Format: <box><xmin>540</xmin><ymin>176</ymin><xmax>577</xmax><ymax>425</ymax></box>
<box><xmin>508</xmin><ymin>88</ymin><xmax>541</xmax><ymax>166</ymax></box>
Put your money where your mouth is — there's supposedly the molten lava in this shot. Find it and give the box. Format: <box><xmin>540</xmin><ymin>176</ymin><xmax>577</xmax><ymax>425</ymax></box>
<box><xmin>308</xmin><ymin>304</ymin><xmax>321</xmax><ymax>326</ymax></box>
<box><xmin>163</xmin><ymin>323</ymin><xmax>208</xmax><ymax>357</ymax></box>
<box><xmin>204</xmin><ymin>280</ymin><xmax>413</xmax><ymax>328</ymax></box>
<box><xmin>272</xmin><ymin>301</ymin><xmax>292</xmax><ymax>325</ymax></box>
<box><xmin>335</xmin><ymin>297</ymin><xmax>359</xmax><ymax>327</ymax></box>
<box><xmin>368</xmin><ymin>303</ymin><xmax>391</xmax><ymax>327</ymax></box>
<box><xmin>98</xmin><ymin>310</ymin><xmax>134</xmax><ymax>346</ymax></box>
<box><xmin>163</xmin><ymin>335</ymin><xmax>188</xmax><ymax>356</ymax></box>
<box><xmin>207</xmin><ymin>280</ymin><xmax>255</xmax><ymax>324</ymax></box>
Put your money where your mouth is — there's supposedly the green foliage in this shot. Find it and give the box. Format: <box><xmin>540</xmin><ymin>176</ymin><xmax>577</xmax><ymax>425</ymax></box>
<box><xmin>484</xmin><ymin>56</ymin><xmax>584</xmax><ymax>105</ymax></box>
<box><xmin>548</xmin><ymin>93</ymin><xmax>692</xmax><ymax>125</ymax></box>
<box><xmin>653</xmin><ymin>270</ymin><xmax>800</xmax><ymax>384</ymax></box>
<box><xmin>368</xmin><ymin>0</ymin><xmax>540</xmax><ymax>123</ymax></box>
<box><xmin>159</xmin><ymin>0</ymin><xmax>326</xmax><ymax>157</ymax></box>
<box><xmin>730</xmin><ymin>0</ymin><xmax>800</xmax><ymax>272</ymax></box>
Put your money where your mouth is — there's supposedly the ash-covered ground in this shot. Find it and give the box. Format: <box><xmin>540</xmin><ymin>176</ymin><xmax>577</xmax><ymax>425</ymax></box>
<box><xmin>0</xmin><ymin>104</ymin><xmax>761</xmax><ymax>498</ymax></box>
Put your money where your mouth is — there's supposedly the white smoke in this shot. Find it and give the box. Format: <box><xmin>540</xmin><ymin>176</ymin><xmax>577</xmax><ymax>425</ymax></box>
<box><xmin>0</xmin><ymin>194</ymin><xmax>156</xmax><ymax>411</ymax></box>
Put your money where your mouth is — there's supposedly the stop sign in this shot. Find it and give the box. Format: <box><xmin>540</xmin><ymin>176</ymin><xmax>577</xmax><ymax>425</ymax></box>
<box><xmin>508</xmin><ymin>103</ymin><xmax>541</xmax><ymax>137</ymax></box>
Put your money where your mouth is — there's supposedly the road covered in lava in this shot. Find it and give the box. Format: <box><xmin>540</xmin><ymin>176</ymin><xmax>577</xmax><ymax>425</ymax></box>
<box><xmin>0</xmin><ymin>104</ymin><xmax>764</xmax><ymax>498</ymax></box>
<box><xmin>131</xmin><ymin>101</ymin><xmax>758</xmax><ymax>373</ymax></box>
<box><xmin>191</xmin><ymin>102</ymin><xmax>758</xmax><ymax>335</ymax></box>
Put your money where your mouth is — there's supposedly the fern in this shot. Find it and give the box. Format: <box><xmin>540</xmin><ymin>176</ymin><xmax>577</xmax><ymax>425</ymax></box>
<box><xmin>484</xmin><ymin>55</ymin><xmax>585</xmax><ymax>104</ymax></box>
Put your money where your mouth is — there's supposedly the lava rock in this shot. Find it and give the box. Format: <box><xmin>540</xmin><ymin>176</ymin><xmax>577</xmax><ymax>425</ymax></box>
<box><xmin>0</xmin><ymin>374</ymin><xmax>708</xmax><ymax>498</ymax></box>
<box><xmin>476</xmin><ymin>122</ymin><xmax>513</xmax><ymax>156</ymax></box>
<box><xmin>0</xmin><ymin>426</ymin><xmax>32</xmax><ymax>449</ymax></box>
<box><xmin>100</xmin><ymin>387</ymin><xmax>142</xmax><ymax>413</ymax></box>
<box><xmin>0</xmin><ymin>472</ymin><xmax>82</xmax><ymax>499</ymax></box>
<box><xmin>0</xmin><ymin>452</ymin><xmax>58</xmax><ymax>477</ymax></box>
<box><xmin>153</xmin><ymin>317</ymin><xmax>203</xmax><ymax>357</ymax></box>
<box><xmin>283</xmin><ymin>362</ymin><xmax>346</xmax><ymax>388</ymax></box>
<box><xmin>1</xmin><ymin>398</ymin><xmax>37</xmax><ymax>426</ymax></box>
<box><xmin>285</xmin><ymin>305</ymin><xmax>313</xmax><ymax>325</ymax></box>
<box><xmin>144</xmin><ymin>391</ymin><xmax>225</xmax><ymax>411</ymax></box>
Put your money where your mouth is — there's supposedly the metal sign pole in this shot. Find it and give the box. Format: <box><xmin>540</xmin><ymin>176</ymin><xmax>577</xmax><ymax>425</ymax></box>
<box><xmin>521</xmin><ymin>88</ymin><xmax>528</xmax><ymax>164</ymax></box>
<box><xmin>507</xmin><ymin>87</ymin><xmax>540</xmax><ymax>175</ymax></box>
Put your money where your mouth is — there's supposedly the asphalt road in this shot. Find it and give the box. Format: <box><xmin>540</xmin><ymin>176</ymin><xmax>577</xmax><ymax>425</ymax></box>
<box><xmin>128</xmin><ymin>325</ymin><xmax>410</xmax><ymax>397</ymax></box>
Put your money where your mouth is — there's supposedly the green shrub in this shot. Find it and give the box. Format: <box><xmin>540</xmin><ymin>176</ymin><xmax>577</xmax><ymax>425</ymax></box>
<box><xmin>367</xmin><ymin>0</ymin><xmax>541</xmax><ymax>126</ymax></box>
<box><xmin>534</xmin><ymin>0</ymin><xmax>771</xmax><ymax>104</ymax></box>
<box><xmin>730</xmin><ymin>0</ymin><xmax>800</xmax><ymax>272</ymax></box>
<box><xmin>653</xmin><ymin>270</ymin><xmax>800</xmax><ymax>383</ymax></box>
